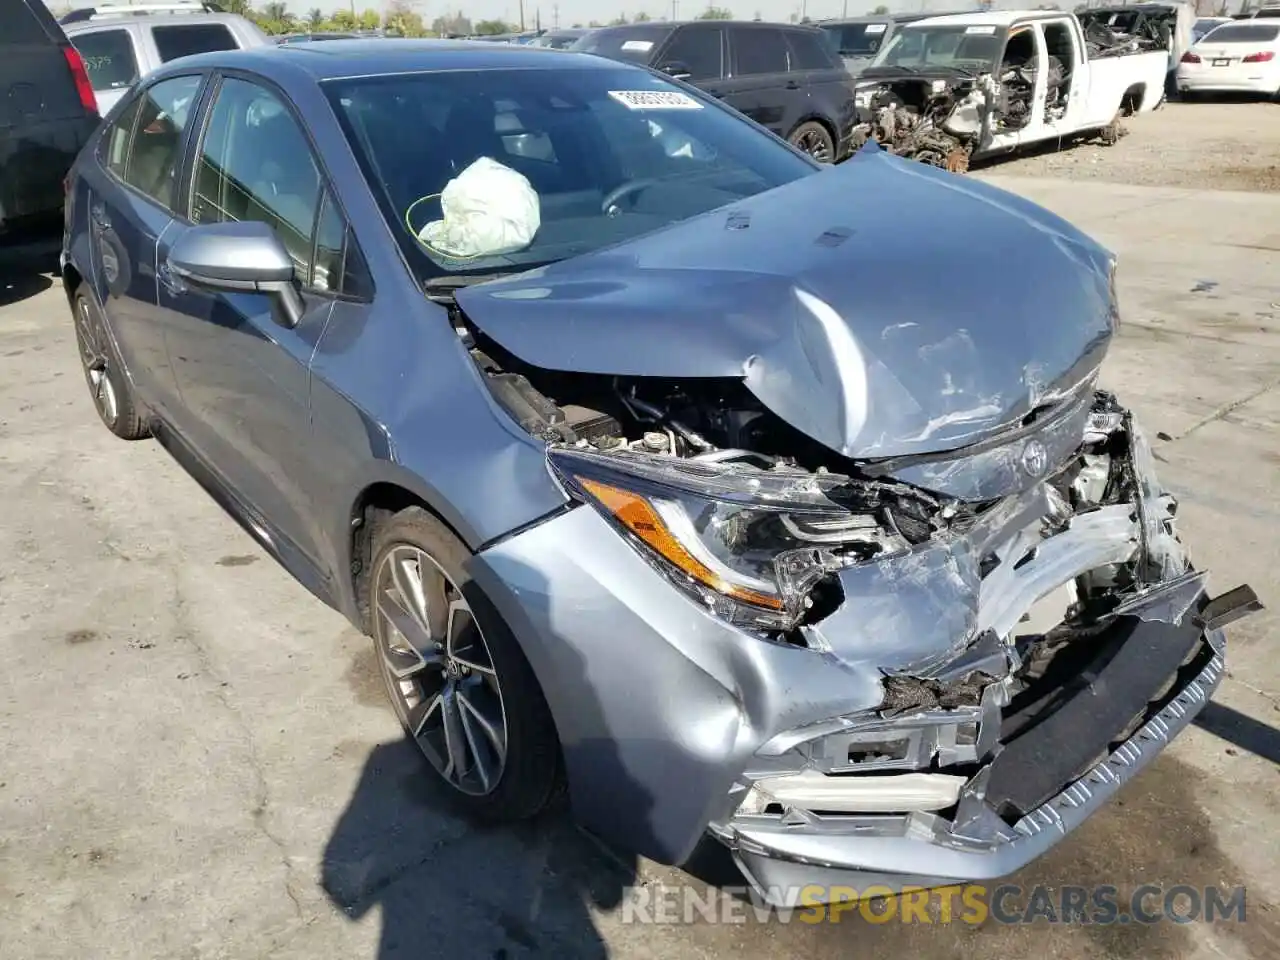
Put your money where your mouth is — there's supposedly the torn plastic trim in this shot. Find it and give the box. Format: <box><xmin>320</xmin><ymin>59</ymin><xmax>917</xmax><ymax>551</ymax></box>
<box><xmin>716</xmin><ymin>627</ymin><xmax>1228</xmax><ymax>904</ymax></box>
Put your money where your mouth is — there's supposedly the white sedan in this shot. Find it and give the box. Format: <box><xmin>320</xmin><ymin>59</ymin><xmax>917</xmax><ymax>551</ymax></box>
<box><xmin>1178</xmin><ymin>20</ymin><xmax>1280</xmax><ymax>96</ymax></box>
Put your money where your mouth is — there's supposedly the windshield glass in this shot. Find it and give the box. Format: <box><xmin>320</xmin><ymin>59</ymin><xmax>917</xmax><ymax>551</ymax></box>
<box><xmin>820</xmin><ymin>21</ymin><xmax>889</xmax><ymax>56</ymax></box>
<box><xmin>570</xmin><ymin>25</ymin><xmax>673</xmax><ymax>62</ymax></box>
<box><xmin>870</xmin><ymin>24</ymin><xmax>1004</xmax><ymax>70</ymax></box>
<box><xmin>326</xmin><ymin>66</ymin><xmax>817</xmax><ymax>280</ymax></box>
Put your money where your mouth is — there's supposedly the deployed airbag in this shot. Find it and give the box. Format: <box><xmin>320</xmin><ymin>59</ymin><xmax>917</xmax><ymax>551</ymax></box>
<box><xmin>418</xmin><ymin>156</ymin><xmax>541</xmax><ymax>260</ymax></box>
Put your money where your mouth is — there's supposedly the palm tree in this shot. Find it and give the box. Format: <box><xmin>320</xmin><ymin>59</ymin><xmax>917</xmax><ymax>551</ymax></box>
<box><xmin>262</xmin><ymin>1</ymin><xmax>292</xmax><ymax>26</ymax></box>
<box><xmin>307</xmin><ymin>7</ymin><xmax>324</xmax><ymax>28</ymax></box>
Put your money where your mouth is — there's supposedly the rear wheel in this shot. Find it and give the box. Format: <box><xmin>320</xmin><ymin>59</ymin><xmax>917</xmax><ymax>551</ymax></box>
<box><xmin>788</xmin><ymin>121</ymin><xmax>836</xmax><ymax>163</ymax></box>
<box><xmin>71</xmin><ymin>284</ymin><xmax>148</xmax><ymax>440</ymax></box>
<box><xmin>368</xmin><ymin>507</ymin><xmax>562</xmax><ymax>821</ymax></box>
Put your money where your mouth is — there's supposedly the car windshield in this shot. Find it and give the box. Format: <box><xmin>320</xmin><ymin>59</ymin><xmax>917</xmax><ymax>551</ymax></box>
<box><xmin>820</xmin><ymin>22</ymin><xmax>889</xmax><ymax>56</ymax></box>
<box><xmin>569</xmin><ymin>26</ymin><xmax>673</xmax><ymax>62</ymax></box>
<box><xmin>870</xmin><ymin>24</ymin><xmax>1004</xmax><ymax>71</ymax></box>
<box><xmin>325</xmin><ymin>66</ymin><xmax>817</xmax><ymax>281</ymax></box>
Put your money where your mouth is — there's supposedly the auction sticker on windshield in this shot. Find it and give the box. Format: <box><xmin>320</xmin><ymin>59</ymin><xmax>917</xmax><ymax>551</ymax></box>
<box><xmin>865</xmin><ymin>23</ymin><xmax>886</xmax><ymax>33</ymax></box>
<box><xmin>609</xmin><ymin>90</ymin><xmax>704</xmax><ymax>110</ymax></box>
<box><xmin>965</xmin><ymin>25</ymin><xmax>997</xmax><ymax>34</ymax></box>
<box><xmin>621</xmin><ymin>39</ymin><xmax>654</xmax><ymax>52</ymax></box>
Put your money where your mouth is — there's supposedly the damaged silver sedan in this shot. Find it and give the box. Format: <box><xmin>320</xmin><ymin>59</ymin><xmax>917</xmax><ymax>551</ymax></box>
<box><xmin>62</xmin><ymin>42</ymin><xmax>1260</xmax><ymax>904</ymax></box>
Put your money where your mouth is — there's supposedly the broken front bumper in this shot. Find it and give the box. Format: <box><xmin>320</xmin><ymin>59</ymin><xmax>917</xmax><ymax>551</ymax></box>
<box><xmin>468</xmin><ymin>414</ymin><xmax>1257</xmax><ymax>902</ymax></box>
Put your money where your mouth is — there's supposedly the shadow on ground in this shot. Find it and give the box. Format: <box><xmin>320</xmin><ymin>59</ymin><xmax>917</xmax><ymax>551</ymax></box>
<box><xmin>0</xmin><ymin>228</ymin><xmax>59</xmax><ymax>307</ymax></box>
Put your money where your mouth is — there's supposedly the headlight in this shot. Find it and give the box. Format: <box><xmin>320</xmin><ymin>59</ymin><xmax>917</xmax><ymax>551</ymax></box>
<box><xmin>548</xmin><ymin>448</ymin><xmax>912</xmax><ymax>632</ymax></box>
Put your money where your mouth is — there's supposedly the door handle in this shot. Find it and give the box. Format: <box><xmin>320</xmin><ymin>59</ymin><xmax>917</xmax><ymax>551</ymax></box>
<box><xmin>785</xmin><ymin>80</ymin><xmax>801</xmax><ymax>90</ymax></box>
<box><xmin>90</xmin><ymin>203</ymin><xmax>110</xmax><ymax>231</ymax></box>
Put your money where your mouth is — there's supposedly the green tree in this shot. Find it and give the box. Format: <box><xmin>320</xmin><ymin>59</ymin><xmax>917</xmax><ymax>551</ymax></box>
<box><xmin>432</xmin><ymin>13</ymin><xmax>473</xmax><ymax>36</ymax></box>
<box><xmin>474</xmin><ymin>18</ymin><xmax>512</xmax><ymax>34</ymax></box>
<box><xmin>697</xmin><ymin>5</ymin><xmax>733</xmax><ymax>17</ymax></box>
<box><xmin>307</xmin><ymin>7</ymin><xmax>324</xmax><ymax>28</ymax></box>
<box><xmin>872</xmin><ymin>4</ymin><xmax>889</xmax><ymax>12</ymax></box>
<box><xmin>330</xmin><ymin>9</ymin><xmax>357</xmax><ymax>29</ymax></box>
<box><xmin>359</xmin><ymin>8</ymin><xmax>381</xmax><ymax>30</ymax></box>
<box><xmin>609</xmin><ymin>14</ymin><xmax>629</xmax><ymax>24</ymax></box>
<box><xmin>219</xmin><ymin>0</ymin><xmax>252</xmax><ymax>15</ymax></box>
<box><xmin>634</xmin><ymin>11</ymin><xmax>651</xmax><ymax>20</ymax></box>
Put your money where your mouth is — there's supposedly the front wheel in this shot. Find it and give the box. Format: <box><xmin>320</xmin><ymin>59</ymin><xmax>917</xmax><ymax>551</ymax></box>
<box><xmin>789</xmin><ymin>121</ymin><xmax>836</xmax><ymax>163</ymax></box>
<box><xmin>368</xmin><ymin>507</ymin><xmax>562</xmax><ymax>821</ymax></box>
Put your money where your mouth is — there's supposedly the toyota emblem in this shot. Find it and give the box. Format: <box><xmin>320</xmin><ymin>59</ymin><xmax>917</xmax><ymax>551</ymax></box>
<box><xmin>1020</xmin><ymin>439</ymin><xmax>1049</xmax><ymax>478</ymax></box>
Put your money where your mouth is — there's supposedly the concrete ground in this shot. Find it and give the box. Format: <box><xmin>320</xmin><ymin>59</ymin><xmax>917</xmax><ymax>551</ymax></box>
<box><xmin>1</xmin><ymin>181</ymin><xmax>1278</xmax><ymax>957</ymax></box>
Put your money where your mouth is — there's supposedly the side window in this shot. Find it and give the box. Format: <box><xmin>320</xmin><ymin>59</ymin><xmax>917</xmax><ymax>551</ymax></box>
<box><xmin>121</xmin><ymin>75</ymin><xmax>202</xmax><ymax>209</ymax></box>
<box><xmin>733</xmin><ymin>28</ymin><xmax>789</xmax><ymax>76</ymax></box>
<box><xmin>152</xmin><ymin>23</ymin><xmax>238</xmax><ymax>63</ymax></box>
<box><xmin>72</xmin><ymin>29</ymin><xmax>140</xmax><ymax>94</ymax></box>
<box><xmin>660</xmin><ymin>26</ymin><xmax>724</xmax><ymax>81</ymax></box>
<box><xmin>192</xmin><ymin>77</ymin><xmax>352</xmax><ymax>294</ymax></box>
<box><xmin>785</xmin><ymin>30</ymin><xmax>836</xmax><ymax>71</ymax></box>
<box><xmin>102</xmin><ymin>96</ymin><xmax>142</xmax><ymax>178</ymax></box>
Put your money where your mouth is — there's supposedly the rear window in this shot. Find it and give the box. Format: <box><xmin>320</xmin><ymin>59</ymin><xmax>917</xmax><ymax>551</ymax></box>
<box><xmin>1203</xmin><ymin>22</ymin><xmax>1280</xmax><ymax>41</ymax></box>
<box><xmin>570</xmin><ymin>25</ymin><xmax>673</xmax><ymax>63</ymax></box>
<box><xmin>785</xmin><ymin>29</ymin><xmax>837</xmax><ymax>70</ymax></box>
<box><xmin>820</xmin><ymin>22</ymin><xmax>888</xmax><ymax>57</ymax></box>
<box><xmin>152</xmin><ymin>22</ymin><xmax>238</xmax><ymax>62</ymax></box>
<box><xmin>72</xmin><ymin>30</ymin><xmax>139</xmax><ymax>92</ymax></box>
<box><xmin>0</xmin><ymin>0</ymin><xmax>53</xmax><ymax>44</ymax></box>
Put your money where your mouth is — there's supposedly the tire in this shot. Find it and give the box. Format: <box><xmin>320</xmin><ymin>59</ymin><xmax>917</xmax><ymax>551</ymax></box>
<box><xmin>788</xmin><ymin>120</ymin><xmax>836</xmax><ymax>163</ymax></box>
<box><xmin>71</xmin><ymin>283</ymin><xmax>149</xmax><ymax>440</ymax></box>
<box><xmin>368</xmin><ymin>507</ymin><xmax>562</xmax><ymax>822</ymax></box>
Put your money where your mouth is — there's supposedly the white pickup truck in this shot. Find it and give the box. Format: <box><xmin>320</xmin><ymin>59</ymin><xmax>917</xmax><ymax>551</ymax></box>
<box><xmin>849</xmin><ymin>10</ymin><xmax>1169</xmax><ymax>172</ymax></box>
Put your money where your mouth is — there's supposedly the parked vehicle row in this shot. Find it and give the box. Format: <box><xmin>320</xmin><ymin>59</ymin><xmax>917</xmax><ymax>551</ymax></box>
<box><xmin>59</xmin><ymin>37</ymin><xmax>1259</xmax><ymax>908</ymax></box>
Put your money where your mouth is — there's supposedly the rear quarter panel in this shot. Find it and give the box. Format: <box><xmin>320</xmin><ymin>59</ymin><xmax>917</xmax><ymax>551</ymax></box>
<box><xmin>1083</xmin><ymin>51</ymin><xmax>1168</xmax><ymax>126</ymax></box>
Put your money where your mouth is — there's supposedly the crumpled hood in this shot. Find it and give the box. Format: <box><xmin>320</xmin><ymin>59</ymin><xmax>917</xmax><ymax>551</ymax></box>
<box><xmin>456</xmin><ymin>146</ymin><xmax>1116</xmax><ymax>459</ymax></box>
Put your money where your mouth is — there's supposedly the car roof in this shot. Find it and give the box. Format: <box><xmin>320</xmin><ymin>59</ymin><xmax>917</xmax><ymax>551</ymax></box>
<box><xmin>149</xmin><ymin>38</ymin><xmax>642</xmax><ymax>82</ymax></box>
<box><xmin>64</xmin><ymin>11</ymin><xmax>246</xmax><ymax>30</ymax></box>
<box><xmin>906</xmin><ymin>11</ymin><xmax>1054</xmax><ymax>28</ymax></box>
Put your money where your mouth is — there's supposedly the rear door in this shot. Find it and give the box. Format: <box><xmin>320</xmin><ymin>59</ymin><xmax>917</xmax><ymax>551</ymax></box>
<box><xmin>722</xmin><ymin>25</ymin><xmax>794</xmax><ymax>137</ymax></box>
<box><xmin>0</xmin><ymin>0</ymin><xmax>99</xmax><ymax>223</ymax></box>
<box><xmin>87</xmin><ymin>73</ymin><xmax>205</xmax><ymax>416</ymax></box>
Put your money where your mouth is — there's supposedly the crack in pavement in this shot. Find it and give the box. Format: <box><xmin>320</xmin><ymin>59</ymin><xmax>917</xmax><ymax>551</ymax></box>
<box><xmin>169</xmin><ymin>569</ymin><xmax>308</xmax><ymax>925</ymax></box>
<box><xmin>1168</xmin><ymin>375</ymin><xmax>1280</xmax><ymax>443</ymax></box>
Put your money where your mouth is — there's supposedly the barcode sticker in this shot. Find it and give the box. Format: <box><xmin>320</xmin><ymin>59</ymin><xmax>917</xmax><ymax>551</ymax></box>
<box><xmin>609</xmin><ymin>90</ymin><xmax>704</xmax><ymax>110</ymax></box>
<box><xmin>620</xmin><ymin>39</ymin><xmax>654</xmax><ymax>52</ymax></box>
<box><xmin>865</xmin><ymin>23</ymin><xmax>886</xmax><ymax>33</ymax></box>
<box><xmin>965</xmin><ymin>25</ymin><xmax>997</xmax><ymax>34</ymax></box>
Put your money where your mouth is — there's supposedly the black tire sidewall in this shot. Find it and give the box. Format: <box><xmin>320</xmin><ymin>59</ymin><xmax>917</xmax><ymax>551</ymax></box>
<box><xmin>72</xmin><ymin>284</ymin><xmax>146</xmax><ymax>439</ymax></box>
<box><xmin>368</xmin><ymin>507</ymin><xmax>562</xmax><ymax>822</ymax></box>
<box><xmin>790</xmin><ymin>121</ymin><xmax>834</xmax><ymax>160</ymax></box>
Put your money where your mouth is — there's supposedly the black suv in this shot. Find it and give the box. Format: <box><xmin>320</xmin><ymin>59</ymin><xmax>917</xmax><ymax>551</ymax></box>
<box><xmin>0</xmin><ymin>0</ymin><xmax>100</xmax><ymax>232</ymax></box>
<box><xmin>573</xmin><ymin>20</ymin><xmax>856</xmax><ymax>162</ymax></box>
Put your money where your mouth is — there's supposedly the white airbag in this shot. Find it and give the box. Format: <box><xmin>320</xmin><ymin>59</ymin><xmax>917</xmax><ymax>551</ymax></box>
<box><xmin>418</xmin><ymin>156</ymin><xmax>541</xmax><ymax>260</ymax></box>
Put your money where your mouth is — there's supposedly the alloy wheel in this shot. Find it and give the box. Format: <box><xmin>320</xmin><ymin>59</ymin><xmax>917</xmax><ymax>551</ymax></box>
<box><xmin>374</xmin><ymin>544</ymin><xmax>508</xmax><ymax>796</ymax></box>
<box><xmin>795</xmin><ymin>128</ymin><xmax>834</xmax><ymax>163</ymax></box>
<box><xmin>75</xmin><ymin>298</ymin><xmax>119</xmax><ymax>426</ymax></box>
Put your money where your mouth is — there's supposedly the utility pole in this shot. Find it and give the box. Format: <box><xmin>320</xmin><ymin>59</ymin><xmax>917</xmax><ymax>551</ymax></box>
<box><xmin>553</xmin><ymin>2</ymin><xmax>558</xmax><ymax>27</ymax></box>
<box><xmin>518</xmin><ymin>0</ymin><xmax>525</xmax><ymax>30</ymax></box>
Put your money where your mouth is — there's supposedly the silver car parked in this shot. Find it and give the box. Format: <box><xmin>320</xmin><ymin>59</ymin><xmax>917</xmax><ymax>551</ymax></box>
<box><xmin>60</xmin><ymin>40</ymin><xmax>1260</xmax><ymax>905</ymax></box>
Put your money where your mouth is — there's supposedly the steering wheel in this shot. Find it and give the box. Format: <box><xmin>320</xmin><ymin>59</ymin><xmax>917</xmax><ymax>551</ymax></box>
<box><xmin>600</xmin><ymin>178</ymin><xmax>660</xmax><ymax>215</ymax></box>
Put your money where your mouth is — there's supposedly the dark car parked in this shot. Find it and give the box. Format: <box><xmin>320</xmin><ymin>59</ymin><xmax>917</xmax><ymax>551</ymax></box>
<box><xmin>61</xmin><ymin>40</ymin><xmax>1258</xmax><ymax>906</ymax></box>
<box><xmin>0</xmin><ymin>0</ymin><xmax>100</xmax><ymax>232</ymax></box>
<box><xmin>571</xmin><ymin>20</ymin><xmax>856</xmax><ymax>162</ymax></box>
<box><xmin>817</xmin><ymin>12</ymin><xmax>951</xmax><ymax>78</ymax></box>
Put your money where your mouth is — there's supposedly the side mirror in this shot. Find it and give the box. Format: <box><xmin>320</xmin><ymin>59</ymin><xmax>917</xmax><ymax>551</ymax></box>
<box><xmin>659</xmin><ymin>60</ymin><xmax>694</xmax><ymax>81</ymax></box>
<box><xmin>167</xmin><ymin>220</ymin><xmax>305</xmax><ymax>329</ymax></box>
